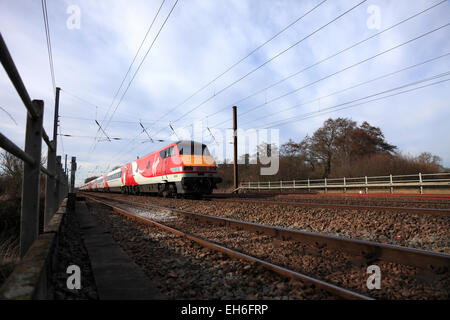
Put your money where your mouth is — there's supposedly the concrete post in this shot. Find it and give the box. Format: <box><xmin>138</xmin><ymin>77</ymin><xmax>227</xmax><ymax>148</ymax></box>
<box><xmin>44</xmin><ymin>140</ymin><xmax>56</xmax><ymax>225</ymax></box>
<box><xmin>55</xmin><ymin>155</ymin><xmax>61</xmax><ymax>207</ymax></box>
<box><xmin>68</xmin><ymin>156</ymin><xmax>77</xmax><ymax>211</ymax></box>
<box><xmin>343</xmin><ymin>177</ymin><xmax>346</xmax><ymax>193</ymax></box>
<box><xmin>390</xmin><ymin>174</ymin><xmax>393</xmax><ymax>194</ymax></box>
<box><xmin>70</xmin><ymin>156</ymin><xmax>76</xmax><ymax>193</ymax></box>
<box><xmin>365</xmin><ymin>176</ymin><xmax>368</xmax><ymax>194</ymax></box>
<box><xmin>419</xmin><ymin>172</ymin><xmax>423</xmax><ymax>194</ymax></box>
<box><xmin>20</xmin><ymin>100</ymin><xmax>44</xmax><ymax>257</ymax></box>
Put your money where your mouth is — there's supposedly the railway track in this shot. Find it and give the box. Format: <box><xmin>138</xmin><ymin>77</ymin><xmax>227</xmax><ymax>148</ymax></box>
<box><xmin>82</xmin><ymin>192</ymin><xmax>450</xmax><ymax>300</ymax></box>
<box><xmin>207</xmin><ymin>198</ymin><xmax>450</xmax><ymax>216</ymax></box>
<box><xmin>211</xmin><ymin>193</ymin><xmax>450</xmax><ymax>207</ymax></box>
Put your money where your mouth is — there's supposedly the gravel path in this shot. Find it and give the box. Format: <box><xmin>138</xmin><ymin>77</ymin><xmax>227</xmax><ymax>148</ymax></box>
<box><xmin>51</xmin><ymin>209</ymin><xmax>99</xmax><ymax>300</ymax></box>
<box><xmin>86</xmin><ymin>200</ymin><xmax>334</xmax><ymax>300</ymax></box>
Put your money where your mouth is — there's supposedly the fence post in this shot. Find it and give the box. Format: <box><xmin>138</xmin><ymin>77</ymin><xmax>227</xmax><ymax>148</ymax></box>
<box><xmin>20</xmin><ymin>100</ymin><xmax>44</xmax><ymax>257</ymax></box>
<box><xmin>293</xmin><ymin>179</ymin><xmax>296</xmax><ymax>189</ymax></box>
<box><xmin>280</xmin><ymin>180</ymin><xmax>282</xmax><ymax>192</ymax></box>
<box><xmin>324</xmin><ymin>178</ymin><xmax>327</xmax><ymax>194</ymax></box>
<box><xmin>70</xmin><ymin>156</ymin><xmax>76</xmax><ymax>193</ymax></box>
<box><xmin>67</xmin><ymin>156</ymin><xmax>77</xmax><ymax>210</ymax></box>
<box><xmin>55</xmin><ymin>155</ymin><xmax>61</xmax><ymax>207</ymax></box>
<box><xmin>343</xmin><ymin>177</ymin><xmax>346</xmax><ymax>193</ymax></box>
<box><xmin>390</xmin><ymin>174</ymin><xmax>393</xmax><ymax>194</ymax></box>
<box><xmin>307</xmin><ymin>178</ymin><xmax>310</xmax><ymax>193</ymax></box>
<box><xmin>44</xmin><ymin>140</ymin><xmax>56</xmax><ymax>225</ymax></box>
<box><xmin>419</xmin><ymin>172</ymin><xmax>423</xmax><ymax>195</ymax></box>
<box><xmin>365</xmin><ymin>176</ymin><xmax>368</xmax><ymax>194</ymax></box>
<box><xmin>268</xmin><ymin>180</ymin><xmax>271</xmax><ymax>190</ymax></box>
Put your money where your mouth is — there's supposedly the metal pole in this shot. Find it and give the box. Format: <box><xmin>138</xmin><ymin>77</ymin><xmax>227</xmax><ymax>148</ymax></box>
<box><xmin>20</xmin><ymin>100</ymin><xmax>44</xmax><ymax>257</ymax></box>
<box><xmin>53</xmin><ymin>87</ymin><xmax>61</xmax><ymax>142</ymax></box>
<box><xmin>233</xmin><ymin>106</ymin><xmax>238</xmax><ymax>193</ymax></box>
<box><xmin>64</xmin><ymin>154</ymin><xmax>67</xmax><ymax>175</ymax></box>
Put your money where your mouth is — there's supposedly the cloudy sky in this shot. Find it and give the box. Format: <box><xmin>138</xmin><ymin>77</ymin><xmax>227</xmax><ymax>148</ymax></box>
<box><xmin>1</xmin><ymin>0</ymin><xmax>449</xmax><ymax>185</ymax></box>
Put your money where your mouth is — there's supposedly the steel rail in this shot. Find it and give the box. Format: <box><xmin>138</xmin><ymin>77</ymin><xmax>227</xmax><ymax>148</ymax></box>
<box><xmin>225</xmin><ymin>195</ymin><xmax>450</xmax><ymax>207</ymax></box>
<box><xmin>211</xmin><ymin>198</ymin><xmax>450</xmax><ymax>216</ymax></box>
<box><xmin>84</xmin><ymin>193</ymin><xmax>450</xmax><ymax>271</ymax></box>
<box><xmin>85</xmin><ymin>194</ymin><xmax>373</xmax><ymax>300</ymax></box>
<box><xmin>239</xmin><ymin>192</ymin><xmax>450</xmax><ymax>200</ymax></box>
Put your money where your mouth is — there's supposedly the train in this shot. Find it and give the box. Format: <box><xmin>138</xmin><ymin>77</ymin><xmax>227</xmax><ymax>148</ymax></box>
<box><xmin>79</xmin><ymin>140</ymin><xmax>222</xmax><ymax>197</ymax></box>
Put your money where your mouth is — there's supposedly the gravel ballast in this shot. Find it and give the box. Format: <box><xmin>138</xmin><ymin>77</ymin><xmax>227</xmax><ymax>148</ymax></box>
<box><xmin>86</xmin><ymin>200</ymin><xmax>334</xmax><ymax>300</ymax></box>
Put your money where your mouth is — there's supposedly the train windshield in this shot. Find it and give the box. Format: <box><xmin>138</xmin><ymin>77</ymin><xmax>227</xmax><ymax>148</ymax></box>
<box><xmin>177</xmin><ymin>141</ymin><xmax>211</xmax><ymax>156</ymax></box>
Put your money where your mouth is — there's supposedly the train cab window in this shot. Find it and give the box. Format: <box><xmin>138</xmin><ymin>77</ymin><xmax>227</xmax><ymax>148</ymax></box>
<box><xmin>177</xmin><ymin>141</ymin><xmax>211</xmax><ymax>156</ymax></box>
<box><xmin>160</xmin><ymin>146</ymin><xmax>175</xmax><ymax>159</ymax></box>
<box><xmin>147</xmin><ymin>161</ymin><xmax>151</xmax><ymax>169</ymax></box>
<box><xmin>167</xmin><ymin>146</ymin><xmax>175</xmax><ymax>157</ymax></box>
<box><xmin>135</xmin><ymin>164</ymin><xmax>139</xmax><ymax>173</ymax></box>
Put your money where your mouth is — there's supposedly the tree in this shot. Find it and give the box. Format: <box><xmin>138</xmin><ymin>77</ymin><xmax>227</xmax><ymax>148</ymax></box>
<box><xmin>349</xmin><ymin>121</ymin><xmax>396</xmax><ymax>157</ymax></box>
<box><xmin>417</xmin><ymin>152</ymin><xmax>442</xmax><ymax>165</ymax></box>
<box><xmin>0</xmin><ymin>151</ymin><xmax>23</xmax><ymax>197</ymax></box>
<box><xmin>308</xmin><ymin>118</ymin><xmax>356</xmax><ymax>177</ymax></box>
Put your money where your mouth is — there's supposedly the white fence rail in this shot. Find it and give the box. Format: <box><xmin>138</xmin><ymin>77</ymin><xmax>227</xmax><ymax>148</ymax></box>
<box><xmin>239</xmin><ymin>172</ymin><xmax>450</xmax><ymax>194</ymax></box>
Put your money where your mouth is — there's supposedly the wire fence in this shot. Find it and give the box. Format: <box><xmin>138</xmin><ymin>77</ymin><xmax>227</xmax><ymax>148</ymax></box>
<box><xmin>0</xmin><ymin>32</ymin><xmax>76</xmax><ymax>257</ymax></box>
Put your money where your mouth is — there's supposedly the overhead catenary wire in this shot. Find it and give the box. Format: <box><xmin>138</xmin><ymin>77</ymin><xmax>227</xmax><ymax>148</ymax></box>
<box><xmin>201</xmin><ymin>0</ymin><xmax>448</xmax><ymax>123</ymax></box>
<box><xmin>88</xmin><ymin>0</ymin><xmax>167</xmax><ymax>154</ymax></box>
<box><xmin>262</xmin><ymin>72</ymin><xmax>450</xmax><ymax>128</ymax></box>
<box><xmin>94</xmin><ymin>0</ymin><xmax>166</xmax><ymax>136</ymax></box>
<box><xmin>0</xmin><ymin>105</ymin><xmax>18</xmax><ymax>125</ymax></box>
<box><xmin>239</xmin><ymin>52</ymin><xmax>450</xmax><ymax>127</ymax></box>
<box><xmin>102</xmin><ymin>0</ymin><xmax>179</xmax><ymax>134</ymax></box>
<box><xmin>157</xmin><ymin>0</ymin><xmax>447</xmax><ymax>140</ymax></box>
<box><xmin>90</xmin><ymin>0</ymin><xmax>179</xmax><ymax>164</ymax></box>
<box><xmin>211</xmin><ymin>21</ymin><xmax>450</xmax><ymax>128</ymax></box>
<box><xmin>164</xmin><ymin>0</ymin><xmax>368</xmax><ymax>128</ymax></box>
<box><xmin>41</xmin><ymin>0</ymin><xmax>56</xmax><ymax>96</ymax></box>
<box><xmin>147</xmin><ymin>0</ymin><xmax>329</xmax><ymax>129</ymax></box>
<box><xmin>102</xmin><ymin>0</ymin><xmax>366</xmax><ymax>166</ymax></box>
<box><xmin>266</xmin><ymin>78</ymin><xmax>450</xmax><ymax>128</ymax></box>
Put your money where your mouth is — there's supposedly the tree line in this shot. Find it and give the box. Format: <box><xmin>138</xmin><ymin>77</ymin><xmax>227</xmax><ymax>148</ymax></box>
<box><xmin>217</xmin><ymin>117</ymin><xmax>445</xmax><ymax>188</ymax></box>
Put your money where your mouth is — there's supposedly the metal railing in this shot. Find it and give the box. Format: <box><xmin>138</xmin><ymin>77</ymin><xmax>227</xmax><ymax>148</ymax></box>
<box><xmin>0</xmin><ymin>33</ymin><xmax>75</xmax><ymax>257</ymax></box>
<box><xmin>239</xmin><ymin>172</ymin><xmax>450</xmax><ymax>194</ymax></box>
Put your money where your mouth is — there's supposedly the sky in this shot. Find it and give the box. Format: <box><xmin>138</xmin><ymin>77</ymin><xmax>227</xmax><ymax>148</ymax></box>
<box><xmin>1</xmin><ymin>0</ymin><xmax>449</xmax><ymax>186</ymax></box>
